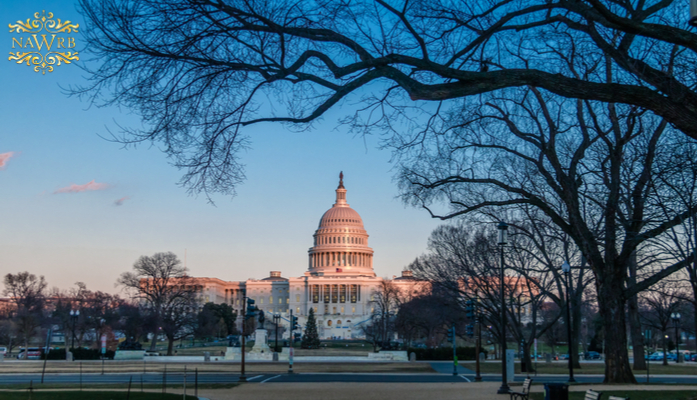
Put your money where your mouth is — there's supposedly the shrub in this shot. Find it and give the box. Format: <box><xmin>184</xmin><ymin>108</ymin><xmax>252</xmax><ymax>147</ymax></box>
<box><xmin>41</xmin><ymin>348</ymin><xmax>115</xmax><ymax>360</ymax></box>
<box><xmin>407</xmin><ymin>346</ymin><xmax>487</xmax><ymax>361</ymax></box>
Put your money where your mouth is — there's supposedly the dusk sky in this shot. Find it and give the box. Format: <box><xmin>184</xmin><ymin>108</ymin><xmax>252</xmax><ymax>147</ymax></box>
<box><xmin>0</xmin><ymin>0</ymin><xmax>444</xmax><ymax>295</ymax></box>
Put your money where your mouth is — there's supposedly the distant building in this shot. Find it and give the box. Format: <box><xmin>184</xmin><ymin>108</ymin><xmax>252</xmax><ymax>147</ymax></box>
<box><xmin>185</xmin><ymin>173</ymin><xmax>421</xmax><ymax>339</ymax></box>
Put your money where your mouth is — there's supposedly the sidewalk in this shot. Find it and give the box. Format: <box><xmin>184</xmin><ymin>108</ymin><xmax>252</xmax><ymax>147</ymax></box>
<box><xmin>191</xmin><ymin>382</ymin><xmax>697</xmax><ymax>400</ymax></box>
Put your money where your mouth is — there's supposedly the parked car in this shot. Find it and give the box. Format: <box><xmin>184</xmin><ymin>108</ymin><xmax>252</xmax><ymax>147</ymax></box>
<box><xmin>690</xmin><ymin>353</ymin><xmax>696</xmax><ymax>362</ymax></box>
<box><xmin>0</xmin><ymin>347</ymin><xmax>7</xmax><ymax>356</ymax></box>
<box><xmin>648</xmin><ymin>351</ymin><xmax>665</xmax><ymax>361</ymax></box>
<box><xmin>584</xmin><ymin>351</ymin><xmax>601</xmax><ymax>360</ymax></box>
<box><xmin>559</xmin><ymin>354</ymin><xmax>569</xmax><ymax>360</ymax></box>
<box><xmin>17</xmin><ymin>347</ymin><xmax>45</xmax><ymax>360</ymax></box>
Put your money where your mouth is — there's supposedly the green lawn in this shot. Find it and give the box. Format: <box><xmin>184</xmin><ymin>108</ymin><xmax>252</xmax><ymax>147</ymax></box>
<box><xmin>0</xmin><ymin>392</ymin><xmax>197</xmax><ymax>400</ymax></box>
<box><xmin>530</xmin><ymin>391</ymin><xmax>696</xmax><ymax>400</ymax></box>
<box><xmin>468</xmin><ymin>361</ymin><xmax>697</xmax><ymax>375</ymax></box>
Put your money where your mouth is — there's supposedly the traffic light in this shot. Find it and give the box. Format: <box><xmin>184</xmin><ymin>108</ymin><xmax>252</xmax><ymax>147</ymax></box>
<box><xmin>245</xmin><ymin>298</ymin><xmax>256</xmax><ymax>319</ymax></box>
<box><xmin>465</xmin><ymin>300</ymin><xmax>475</xmax><ymax>319</ymax></box>
<box><xmin>466</xmin><ymin>324</ymin><xmax>474</xmax><ymax>338</ymax></box>
<box><xmin>291</xmin><ymin>315</ymin><xmax>299</xmax><ymax>331</ymax></box>
<box><xmin>447</xmin><ymin>326</ymin><xmax>456</xmax><ymax>343</ymax></box>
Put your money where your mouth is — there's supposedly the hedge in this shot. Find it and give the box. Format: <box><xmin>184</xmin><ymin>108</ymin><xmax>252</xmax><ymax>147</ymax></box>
<box><xmin>41</xmin><ymin>348</ymin><xmax>115</xmax><ymax>360</ymax></box>
<box><xmin>407</xmin><ymin>346</ymin><xmax>488</xmax><ymax>361</ymax></box>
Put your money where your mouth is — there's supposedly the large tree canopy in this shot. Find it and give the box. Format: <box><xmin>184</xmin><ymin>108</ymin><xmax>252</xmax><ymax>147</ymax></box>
<box><xmin>76</xmin><ymin>0</ymin><xmax>696</xmax><ymax>197</ymax></box>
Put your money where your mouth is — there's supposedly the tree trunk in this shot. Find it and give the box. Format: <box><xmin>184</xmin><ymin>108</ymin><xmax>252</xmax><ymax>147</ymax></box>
<box><xmin>522</xmin><ymin>342</ymin><xmax>534</xmax><ymax>372</ymax></box>
<box><xmin>628</xmin><ymin>296</ymin><xmax>646</xmax><ymax>370</ymax></box>
<box><xmin>167</xmin><ymin>336</ymin><xmax>174</xmax><ymax>356</ymax></box>
<box><xmin>662</xmin><ymin>334</ymin><xmax>668</xmax><ymax>366</ymax></box>
<box><xmin>598</xmin><ymin>278</ymin><xmax>636</xmax><ymax>383</ymax></box>
<box><xmin>628</xmin><ymin>252</ymin><xmax>646</xmax><ymax>370</ymax></box>
<box><xmin>23</xmin><ymin>338</ymin><xmax>28</xmax><ymax>360</ymax></box>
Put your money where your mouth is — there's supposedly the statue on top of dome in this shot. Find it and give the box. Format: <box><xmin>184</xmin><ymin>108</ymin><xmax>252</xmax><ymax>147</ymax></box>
<box><xmin>338</xmin><ymin>171</ymin><xmax>344</xmax><ymax>188</ymax></box>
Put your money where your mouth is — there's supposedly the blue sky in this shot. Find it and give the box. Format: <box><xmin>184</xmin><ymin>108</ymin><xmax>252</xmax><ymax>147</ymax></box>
<box><xmin>0</xmin><ymin>0</ymin><xmax>443</xmax><ymax>294</ymax></box>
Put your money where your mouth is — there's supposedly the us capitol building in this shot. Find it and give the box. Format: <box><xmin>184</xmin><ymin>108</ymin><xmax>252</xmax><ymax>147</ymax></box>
<box><xmin>189</xmin><ymin>173</ymin><xmax>420</xmax><ymax>339</ymax></box>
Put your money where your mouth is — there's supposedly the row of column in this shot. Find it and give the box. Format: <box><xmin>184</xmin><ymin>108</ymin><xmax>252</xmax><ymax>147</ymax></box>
<box><xmin>309</xmin><ymin>251</ymin><xmax>372</xmax><ymax>269</ymax></box>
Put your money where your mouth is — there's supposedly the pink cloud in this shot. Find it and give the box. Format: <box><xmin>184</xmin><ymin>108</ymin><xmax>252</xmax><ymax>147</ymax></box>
<box><xmin>54</xmin><ymin>180</ymin><xmax>110</xmax><ymax>194</ymax></box>
<box><xmin>114</xmin><ymin>196</ymin><xmax>130</xmax><ymax>206</ymax></box>
<box><xmin>0</xmin><ymin>152</ymin><xmax>14</xmax><ymax>168</ymax></box>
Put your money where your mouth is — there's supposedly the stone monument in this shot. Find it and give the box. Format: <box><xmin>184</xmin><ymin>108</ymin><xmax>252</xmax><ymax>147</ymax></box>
<box><xmin>250</xmin><ymin>329</ymin><xmax>271</xmax><ymax>354</ymax></box>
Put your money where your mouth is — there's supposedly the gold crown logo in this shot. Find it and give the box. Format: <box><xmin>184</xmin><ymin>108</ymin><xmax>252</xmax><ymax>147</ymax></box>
<box><xmin>8</xmin><ymin>10</ymin><xmax>80</xmax><ymax>74</ymax></box>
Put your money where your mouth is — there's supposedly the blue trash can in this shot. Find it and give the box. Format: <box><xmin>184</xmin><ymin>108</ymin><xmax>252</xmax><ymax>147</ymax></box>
<box><xmin>544</xmin><ymin>383</ymin><xmax>569</xmax><ymax>400</ymax></box>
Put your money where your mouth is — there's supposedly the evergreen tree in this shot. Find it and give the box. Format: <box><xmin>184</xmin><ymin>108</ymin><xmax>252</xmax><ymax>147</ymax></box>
<box><xmin>301</xmin><ymin>308</ymin><xmax>321</xmax><ymax>349</ymax></box>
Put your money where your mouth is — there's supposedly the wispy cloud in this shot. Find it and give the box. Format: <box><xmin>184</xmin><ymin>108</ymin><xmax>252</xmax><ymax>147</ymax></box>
<box><xmin>0</xmin><ymin>152</ymin><xmax>15</xmax><ymax>168</ymax></box>
<box><xmin>54</xmin><ymin>180</ymin><xmax>110</xmax><ymax>194</ymax></box>
<box><xmin>114</xmin><ymin>196</ymin><xmax>130</xmax><ymax>206</ymax></box>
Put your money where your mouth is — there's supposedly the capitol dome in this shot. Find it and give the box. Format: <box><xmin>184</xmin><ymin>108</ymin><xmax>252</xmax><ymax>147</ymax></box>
<box><xmin>307</xmin><ymin>173</ymin><xmax>375</xmax><ymax>276</ymax></box>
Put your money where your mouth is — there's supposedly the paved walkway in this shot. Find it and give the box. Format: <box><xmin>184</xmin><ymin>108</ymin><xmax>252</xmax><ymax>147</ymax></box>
<box><xmin>189</xmin><ymin>382</ymin><xmax>696</xmax><ymax>400</ymax></box>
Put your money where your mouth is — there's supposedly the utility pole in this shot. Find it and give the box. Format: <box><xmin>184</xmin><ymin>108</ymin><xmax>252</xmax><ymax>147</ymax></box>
<box><xmin>273</xmin><ymin>314</ymin><xmax>280</xmax><ymax>353</ymax></box>
<box><xmin>289</xmin><ymin>310</ymin><xmax>299</xmax><ymax>374</ymax></box>
<box><xmin>475</xmin><ymin>292</ymin><xmax>482</xmax><ymax>382</ymax></box>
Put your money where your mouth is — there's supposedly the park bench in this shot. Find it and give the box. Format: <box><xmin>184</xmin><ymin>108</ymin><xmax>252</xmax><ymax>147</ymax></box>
<box><xmin>509</xmin><ymin>378</ymin><xmax>533</xmax><ymax>400</ymax></box>
<box><xmin>585</xmin><ymin>389</ymin><xmax>603</xmax><ymax>400</ymax></box>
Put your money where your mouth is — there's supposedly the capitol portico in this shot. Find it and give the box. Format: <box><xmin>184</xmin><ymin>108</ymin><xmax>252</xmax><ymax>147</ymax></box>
<box><xmin>190</xmin><ymin>173</ymin><xmax>420</xmax><ymax>339</ymax></box>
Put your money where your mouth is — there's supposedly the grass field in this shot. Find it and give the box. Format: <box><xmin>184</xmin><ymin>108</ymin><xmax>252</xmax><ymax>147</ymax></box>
<box><xmin>529</xmin><ymin>390</ymin><xmax>697</xmax><ymax>400</ymax></box>
<box><xmin>0</xmin><ymin>360</ymin><xmax>435</xmax><ymax>375</ymax></box>
<box><xmin>464</xmin><ymin>361</ymin><xmax>697</xmax><ymax>376</ymax></box>
<box><xmin>0</xmin><ymin>391</ymin><xmax>198</xmax><ymax>400</ymax></box>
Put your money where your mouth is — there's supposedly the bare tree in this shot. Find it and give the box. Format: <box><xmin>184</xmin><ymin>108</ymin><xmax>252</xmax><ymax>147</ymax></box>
<box><xmin>410</xmin><ymin>223</ymin><xmax>566</xmax><ymax>372</ymax></box>
<box><xmin>2</xmin><ymin>272</ymin><xmax>47</xmax><ymax>359</ymax></box>
<box><xmin>74</xmin><ymin>0</ymin><xmax>695</xmax><ymax>199</ymax></box>
<box><xmin>365</xmin><ymin>280</ymin><xmax>401</xmax><ymax>349</ymax></box>
<box><xmin>398</xmin><ymin>78</ymin><xmax>695</xmax><ymax>382</ymax></box>
<box><xmin>640</xmin><ymin>284</ymin><xmax>684</xmax><ymax>366</ymax></box>
<box><xmin>117</xmin><ymin>252</ymin><xmax>199</xmax><ymax>355</ymax></box>
<box><xmin>395</xmin><ymin>291</ymin><xmax>454</xmax><ymax>348</ymax></box>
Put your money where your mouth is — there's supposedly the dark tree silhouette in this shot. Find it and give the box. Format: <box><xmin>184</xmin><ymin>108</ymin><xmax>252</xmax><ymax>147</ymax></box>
<box><xmin>117</xmin><ymin>252</ymin><xmax>199</xmax><ymax>355</ymax></box>
<box><xmin>301</xmin><ymin>308</ymin><xmax>321</xmax><ymax>349</ymax></box>
<box><xmin>75</xmin><ymin>0</ymin><xmax>695</xmax><ymax>199</ymax></box>
<box><xmin>3</xmin><ymin>272</ymin><xmax>47</xmax><ymax>359</ymax></box>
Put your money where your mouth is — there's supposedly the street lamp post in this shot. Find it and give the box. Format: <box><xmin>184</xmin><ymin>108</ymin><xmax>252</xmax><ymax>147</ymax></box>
<box><xmin>496</xmin><ymin>221</ymin><xmax>510</xmax><ymax>394</ymax></box>
<box><xmin>475</xmin><ymin>291</ymin><xmax>482</xmax><ymax>382</ymax></box>
<box><xmin>561</xmin><ymin>261</ymin><xmax>576</xmax><ymax>383</ymax></box>
<box><xmin>69</xmin><ymin>309</ymin><xmax>80</xmax><ymax>352</ymax></box>
<box><xmin>670</xmin><ymin>312</ymin><xmax>681</xmax><ymax>363</ymax></box>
